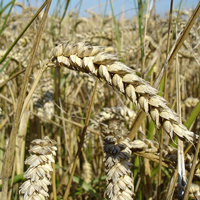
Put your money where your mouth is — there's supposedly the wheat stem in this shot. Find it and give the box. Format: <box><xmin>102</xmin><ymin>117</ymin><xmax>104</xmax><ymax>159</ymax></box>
<box><xmin>52</xmin><ymin>163</ymin><xmax>57</xmax><ymax>200</ymax></box>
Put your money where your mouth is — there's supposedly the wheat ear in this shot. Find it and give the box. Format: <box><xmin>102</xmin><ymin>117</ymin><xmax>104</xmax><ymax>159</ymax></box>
<box><xmin>91</xmin><ymin>106</ymin><xmax>136</xmax><ymax>129</ymax></box>
<box><xmin>103</xmin><ymin>121</ymin><xmax>134</xmax><ymax>200</ymax></box>
<box><xmin>47</xmin><ymin>41</ymin><xmax>198</xmax><ymax>143</ymax></box>
<box><xmin>19</xmin><ymin>136</ymin><xmax>57</xmax><ymax>200</ymax></box>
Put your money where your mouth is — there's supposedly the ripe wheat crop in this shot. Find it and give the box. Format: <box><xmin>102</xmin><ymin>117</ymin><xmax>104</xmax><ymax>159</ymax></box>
<box><xmin>0</xmin><ymin>1</ymin><xmax>200</xmax><ymax>200</ymax></box>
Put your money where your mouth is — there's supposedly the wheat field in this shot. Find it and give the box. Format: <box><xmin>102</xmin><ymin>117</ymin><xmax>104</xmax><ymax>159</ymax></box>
<box><xmin>0</xmin><ymin>0</ymin><xmax>200</xmax><ymax>200</ymax></box>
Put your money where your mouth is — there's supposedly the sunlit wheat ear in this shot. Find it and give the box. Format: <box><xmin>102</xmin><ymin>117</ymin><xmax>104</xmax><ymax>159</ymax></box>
<box><xmin>48</xmin><ymin>41</ymin><xmax>198</xmax><ymax>143</ymax></box>
<box><xmin>19</xmin><ymin>136</ymin><xmax>57</xmax><ymax>200</ymax></box>
<box><xmin>103</xmin><ymin>121</ymin><xmax>134</xmax><ymax>200</ymax></box>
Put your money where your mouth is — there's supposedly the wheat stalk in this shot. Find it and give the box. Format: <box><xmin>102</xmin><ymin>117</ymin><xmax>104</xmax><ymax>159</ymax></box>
<box><xmin>19</xmin><ymin>136</ymin><xmax>57</xmax><ymax>200</ymax></box>
<box><xmin>47</xmin><ymin>41</ymin><xmax>198</xmax><ymax>143</ymax></box>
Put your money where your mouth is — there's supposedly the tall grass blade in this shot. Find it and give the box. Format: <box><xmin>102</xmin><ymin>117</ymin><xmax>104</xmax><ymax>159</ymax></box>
<box><xmin>0</xmin><ymin>0</ymin><xmax>15</xmax><ymax>36</ymax></box>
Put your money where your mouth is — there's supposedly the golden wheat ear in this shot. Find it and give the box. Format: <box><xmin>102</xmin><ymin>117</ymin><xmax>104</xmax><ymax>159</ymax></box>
<box><xmin>19</xmin><ymin>136</ymin><xmax>57</xmax><ymax>200</ymax></box>
<box><xmin>48</xmin><ymin>41</ymin><xmax>198</xmax><ymax>143</ymax></box>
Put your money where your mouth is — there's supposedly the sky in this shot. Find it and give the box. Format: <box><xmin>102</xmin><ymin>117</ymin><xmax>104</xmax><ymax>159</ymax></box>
<box><xmin>5</xmin><ymin>0</ymin><xmax>200</xmax><ymax>18</ymax></box>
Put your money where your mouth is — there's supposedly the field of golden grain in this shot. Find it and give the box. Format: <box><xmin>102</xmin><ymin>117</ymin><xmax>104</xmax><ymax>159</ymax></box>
<box><xmin>0</xmin><ymin>1</ymin><xmax>200</xmax><ymax>200</ymax></box>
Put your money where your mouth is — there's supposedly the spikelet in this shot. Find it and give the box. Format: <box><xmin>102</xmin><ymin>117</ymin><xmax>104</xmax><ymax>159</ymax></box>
<box><xmin>48</xmin><ymin>41</ymin><xmax>198</xmax><ymax>143</ymax></box>
<box><xmin>19</xmin><ymin>136</ymin><xmax>57</xmax><ymax>200</ymax></box>
<box><xmin>103</xmin><ymin>121</ymin><xmax>134</xmax><ymax>200</ymax></box>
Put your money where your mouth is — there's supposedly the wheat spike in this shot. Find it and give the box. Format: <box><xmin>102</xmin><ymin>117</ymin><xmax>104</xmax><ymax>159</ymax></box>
<box><xmin>85</xmin><ymin>106</ymin><xmax>136</xmax><ymax>148</ymax></box>
<box><xmin>48</xmin><ymin>41</ymin><xmax>198</xmax><ymax>143</ymax></box>
<box><xmin>82</xmin><ymin>161</ymin><xmax>92</xmax><ymax>184</ymax></box>
<box><xmin>91</xmin><ymin>106</ymin><xmax>136</xmax><ymax>129</ymax></box>
<box><xmin>19</xmin><ymin>136</ymin><xmax>57</xmax><ymax>200</ymax></box>
<box><xmin>103</xmin><ymin>121</ymin><xmax>134</xmax><ymax>200</ymax></box>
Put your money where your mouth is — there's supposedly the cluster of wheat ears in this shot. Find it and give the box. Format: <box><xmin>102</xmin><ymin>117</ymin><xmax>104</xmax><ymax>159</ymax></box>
<box><xmin>0</xmin><ymin>0</ymin><xmax>200</xmax><ymax>200</ymax></box>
